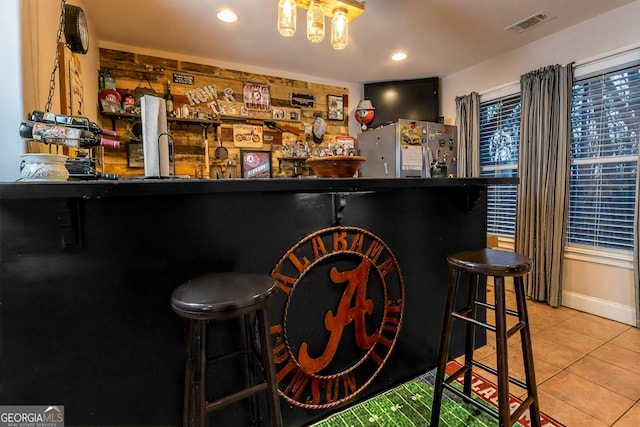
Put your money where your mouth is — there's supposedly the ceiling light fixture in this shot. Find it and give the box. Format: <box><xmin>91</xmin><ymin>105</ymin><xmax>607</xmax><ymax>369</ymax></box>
<box><xmin>216</xmin><ymin>9</ymin><xmax>238</xmax><ymax>23</ymax></box>
<box><xmin>391</xmin><ymin>52</ymin><xmax>407</xmax><ymax>61</ymax></box>
<box><xmin>277</xmin><ymin>0</ymin><xmax>365</xmax><ymax>49</ymax></box>
<box><xmin>278</xmin><ymin>0</ymin><xmax>297</xmax><ymax>36</ymax></box>
<box><xmin>307</xmin><ymin>0</ymin><xmax>325</xmax><ymax>43</ymax></box>
<box><xmin>331</xmin><ymin>8</ymin><xmax>348</xmax><ymax>49</ymax></box>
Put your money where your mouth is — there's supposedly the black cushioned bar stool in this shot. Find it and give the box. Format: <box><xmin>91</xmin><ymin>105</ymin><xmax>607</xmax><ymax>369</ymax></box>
<box><xmin>171</xmin><ymin>272</ymin><xmax>283</xmax><ymax>427</ymax></box>
<box><xmin>430</xmin><ymin>249</ymin><xmax>541</xmax><ymax>427</ymax></box>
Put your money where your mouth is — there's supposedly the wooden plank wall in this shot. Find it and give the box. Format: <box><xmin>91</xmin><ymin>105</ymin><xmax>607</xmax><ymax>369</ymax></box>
<box><xmin>98</xmin><ymin>48</ymin><xmax>350</xmax><ymax>178</ymax></box>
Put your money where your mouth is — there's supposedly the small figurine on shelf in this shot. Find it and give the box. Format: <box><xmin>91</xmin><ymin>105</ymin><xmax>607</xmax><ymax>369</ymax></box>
<box><xmin>354</xmin><ymin>99</ymin><xmax>375</xmax><ymax>131</ymax></box>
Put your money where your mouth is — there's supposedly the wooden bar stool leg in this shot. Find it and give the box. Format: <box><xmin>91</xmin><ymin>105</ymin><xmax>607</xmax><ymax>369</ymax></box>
<box><xmin>463</xmin><ymin>272</ymin><xmax>480</xmax><ymax>396</ymax></box>
<box><xmin>430</xmin><ymin>267</ymin><xmax>462</xmax><ymax>427</ymax></box>
<box><xmin>183</xmin><ymin>320</ymin><xmax>195</xmax><ymax>427</ymax></box>
<box><xmin>257</xmin><ymin>306</ymin><xmax>283</xmax><ymax>427</ymax></box>
<box><xmin>493</xmin><ymin>276</ymin><xmax>511</xmax><ymax>427</ymax></box>
<box><xmin>243</xmin><ymin>312</ymin><xmax>260</xmax><ymax>424</ymax></box>
<box><xmin>514</xmin><ymin>277</ymin><xmax>541</xmax><ymax>427</ymax></box>
<box><xmin>185</xmin><ymin>320</ymin><xmax>207</xmax><ymax>427</ymax></box>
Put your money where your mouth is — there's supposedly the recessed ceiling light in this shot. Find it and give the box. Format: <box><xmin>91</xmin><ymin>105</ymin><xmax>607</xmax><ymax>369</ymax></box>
<box><xmin>391</xmin><ymin>52</ymin><xmax>407</xmax><ymax>61</ymax></box>
<box><xmin>217</xmin><ymin>9</ymin><xmax>238</xmax><ymax>23</ymax></box>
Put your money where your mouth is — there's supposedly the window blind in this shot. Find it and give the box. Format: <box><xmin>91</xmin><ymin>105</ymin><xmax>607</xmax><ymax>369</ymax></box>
<box><xmin>479</xmin><ymin>94</ymin><xmax>521</xmax><ymax>236</ymax></box>
<box><xmin>569</xmin><ymin>61</ymin><xmax>640</xmax><ymax>251</ymax></box>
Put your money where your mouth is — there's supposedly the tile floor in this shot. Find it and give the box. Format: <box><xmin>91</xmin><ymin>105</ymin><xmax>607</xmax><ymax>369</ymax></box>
<box><xmin>457</xmin><ymin>286</ymin><xmax>640</xmax><ymax>426</ymax></box>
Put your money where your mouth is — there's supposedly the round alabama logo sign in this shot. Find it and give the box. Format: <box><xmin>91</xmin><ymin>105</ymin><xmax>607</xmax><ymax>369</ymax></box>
<box><xmin>271</xmin><ymin>226</ymin><xmax>404</xmax><ymax>409</ymax></box>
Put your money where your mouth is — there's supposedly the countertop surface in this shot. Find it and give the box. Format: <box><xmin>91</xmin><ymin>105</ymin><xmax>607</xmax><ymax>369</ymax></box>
<box><xmin>0</xmin><ymin>177</ymin><xmax>518</xmax><ymax>199</ymax></box>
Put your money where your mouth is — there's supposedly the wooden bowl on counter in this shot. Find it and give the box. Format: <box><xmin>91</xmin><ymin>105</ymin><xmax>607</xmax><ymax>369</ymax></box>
<box><xmin>305</xmin><ymin>155</ymin><xmax>366</xmax><ymax>178</ymax></box>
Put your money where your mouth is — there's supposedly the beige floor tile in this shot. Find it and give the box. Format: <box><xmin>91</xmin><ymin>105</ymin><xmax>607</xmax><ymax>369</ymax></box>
<box><xmin>537</xmin><ymin>389</ymin><xmax>609</xmax><ymax>427</ymax></box>
<box><xmin>610</xmin><ymin>328</ymin><xmax>640</xmax><ymax>353</ymax></box>
<box><xmin>613</xmin><ymin>402</ymin><xmax>640</xmax><ymax>427</ymax></box>
<box><xmin>536</xmin><ymin>325</ymin><xmax>606</xmax><ymax>354</ymax></box>
<box><xmin>590</xmin><ymin>342</ymin><xmax>640</xmax><ymax>376</ymax></box>
<box><xmin>539</xmin><ymin>371</ymin><xmax>634</xmax><ymax>425</ymax></box>
<box><xmin>573</xmin><ymin>311</ymin><xmax>632</xmax><ymax>332</ymax></box>
<box><xmin>526</xmin><ymin>301</ymin><xmax>577</xmax><ymax>322</ymax></box>
<box><xmin>531</xmin><ymin>335</ymin><xmax>585</xmax><ymax>369</ymax></box>
<box><xmin>527</xmin><ymin>312</ymin><xmax>558</xmax><ymax>335</ymax></box>
<box><xmin>557</xmin><ymin>315</ymin><xmax>627</xmax><ymax>341</ymax></box>
<box><xmin>566</xmin><ymin>355</ymin><xmax>640</xmax><ymax>400</ymax></box>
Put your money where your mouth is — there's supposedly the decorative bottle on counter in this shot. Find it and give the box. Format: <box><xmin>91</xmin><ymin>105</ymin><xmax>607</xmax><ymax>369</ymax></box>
<box><xmin>65</xmin><ymin>156</ymin><xmax>118</xmax><ymax>180</ymax></box>
<box><xmin>19</xmin><ymin>121</ymin><xmax>120</xmax><ymax>149</ymax></box>
<box><xmin>165</xmin><ymin>80</ymin><xmax>174</xmax><ymax>116</ymax></box>
<box><xmin>29</xmin><ymin>110</ymin><xmax>119</xmax><ymax>137</ymax></box>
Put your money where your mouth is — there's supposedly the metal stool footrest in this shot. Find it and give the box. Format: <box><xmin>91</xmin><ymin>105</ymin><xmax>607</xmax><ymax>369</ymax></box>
<box><xmin>469</xmin><ymin>359</ymin><xmax>529</xmax><ymax>390</ymax></box>
<box><xmin>451</xmin><ymin>311</ymin><xmax>526</xmax><ymax>339</ymax></box>
<box><xmin>205</xmin><ymin>383</ymin><xmax>268</xmax><ymax>412</ymax></box>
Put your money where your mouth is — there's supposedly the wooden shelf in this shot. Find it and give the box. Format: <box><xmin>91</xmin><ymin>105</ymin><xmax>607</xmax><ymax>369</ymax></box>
<box><xmin>101</xmin><ymin>111</ymin><xmax>222</xmax><ymax>126</ymax></box>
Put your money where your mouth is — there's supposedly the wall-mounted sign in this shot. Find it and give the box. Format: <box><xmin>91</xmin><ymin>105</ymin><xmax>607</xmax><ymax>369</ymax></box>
<box><xmin>241</xmin><ymin>150</ymin><xmax>272</xmax><ymax>178</ymax></box>
<box><xmin>271</xmin><ymin>226</ymin><xmax>405</xmax><ymax>409</ymax></box>
<box><xmin>172</xmin><ymin>73</ymin><xmax>194</xmax><ymax>85</ymax></box>
<box><xmin>290</xmin><ymin>93</ymin><xmax>315</xmax><ymax>108</ymax></box>
<box><xmin>232</xmin><ymin>124</ymin><xmax>263</xmax><ymax>148</ymax></box>
<box><xmin>243</xmin><ymin>83</ymin><xmax>271</xmax><ymax>111</ymax></box>
<box><xmin>183</xmin><ymin>84</ymin><xmax>238</xmax><ymax>116</ymax></box>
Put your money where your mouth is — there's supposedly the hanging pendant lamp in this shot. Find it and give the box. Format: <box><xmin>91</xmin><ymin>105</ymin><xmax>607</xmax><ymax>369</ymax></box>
<box><xmin>278</xmin><ymin>0</ymin><xmax>297</xmax><ymax>37</ymax></box>
<box><xmin>331</xmin><ymin>8</ymin><xmax>348</xmax><ymax>49</ymax></box>
<box><xmin>307</xmin><ymin>0</ymin><xmax>325</xmax><ymax>43</ymax></box>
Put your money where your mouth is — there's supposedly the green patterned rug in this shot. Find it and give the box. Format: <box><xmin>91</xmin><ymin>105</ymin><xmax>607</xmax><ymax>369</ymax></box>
<box><xmin>309</xmin><ymin>361</ymin><xmax>564</xmax><ymax>427</ymax></box>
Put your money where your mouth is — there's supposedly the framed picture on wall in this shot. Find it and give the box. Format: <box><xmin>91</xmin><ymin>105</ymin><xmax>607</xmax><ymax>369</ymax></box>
<box><xmin>327</xmin><ymin>95</ymin><xmax>344</xmax><ymax>121</ymax></box>
<box><xmin>241</xmin><ymin>150</ymin><xmax>272</xmax><ymax>178</ymax></box>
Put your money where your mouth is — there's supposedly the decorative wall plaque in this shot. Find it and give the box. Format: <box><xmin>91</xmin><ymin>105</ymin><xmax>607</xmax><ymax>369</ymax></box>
<box><xmin>271</xmin><ymin>226</ymin><xmax>405</xmax><ymax>409</ymax></box>
<box><xmin>290</xmin><ymin>93</ymin><xmax>315</xmax><ymax>108</ymax></box>
<box><xmin>243</xmin><ymin>83</ymin><xmax>271</xmax><ymax>111</ymax></box>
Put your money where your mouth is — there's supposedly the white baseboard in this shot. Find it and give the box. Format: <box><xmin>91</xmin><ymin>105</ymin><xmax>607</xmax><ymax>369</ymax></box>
<box><xmin>562</xmin><ymin>290</ymin><xmax>636</xmax><ymax>327</ymax></box>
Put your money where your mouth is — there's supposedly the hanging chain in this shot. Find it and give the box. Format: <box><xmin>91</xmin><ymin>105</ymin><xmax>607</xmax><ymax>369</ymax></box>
<box><xmin>44</xmin><ymin>0</ymin><xmax>67</xmax><ymax>113</ymax></box>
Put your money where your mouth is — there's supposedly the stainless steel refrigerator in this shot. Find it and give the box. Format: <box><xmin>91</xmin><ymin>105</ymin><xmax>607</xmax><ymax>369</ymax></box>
<box><xmin>358</xmin><ymin>119</ymin><xmax>458</xmax><ymax>178</ymax></box>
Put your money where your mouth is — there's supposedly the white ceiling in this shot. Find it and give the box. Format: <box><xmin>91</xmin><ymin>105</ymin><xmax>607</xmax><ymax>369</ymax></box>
<box><xmin>83</xmin><ymin>0</ymin><xmax>636</xmax><ymax>84</ymax></box>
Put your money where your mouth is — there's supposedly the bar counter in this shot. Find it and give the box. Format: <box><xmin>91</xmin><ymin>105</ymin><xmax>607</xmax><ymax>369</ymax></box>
<box><xmin>0</xmin><ymin>177</ymin><xmax>515</xmax><ymax>426</ymax></box>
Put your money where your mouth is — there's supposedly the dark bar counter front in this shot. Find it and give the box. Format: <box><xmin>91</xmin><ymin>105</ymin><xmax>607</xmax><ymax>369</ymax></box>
<box><xmin>0</xmin><ymin>177</ymin><xmax>515</xmax><ymax>426</ymax></box>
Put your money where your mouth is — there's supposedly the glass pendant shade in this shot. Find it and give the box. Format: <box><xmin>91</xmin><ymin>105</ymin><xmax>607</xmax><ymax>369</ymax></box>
<box><xmin>307</xmin><ymin>0</ymin><xmax>325</xmax><ymax>43</ymax></box>
<box><xmin>331</xmin><ymin>8</ymin><xmax>348</xmax><ymax>49</ymax></box>
<box><xmin>278</xmin><ymin>0</ymin><xmax>297</xmax><ymax>37</ymax></box>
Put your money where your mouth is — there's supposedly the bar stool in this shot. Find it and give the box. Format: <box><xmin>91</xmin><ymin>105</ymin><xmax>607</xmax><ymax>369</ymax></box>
<box><xmin>430</xmin><ymin>249</ymin><xmax>541</xmax><ymax>427</ymax></box>
<box><xmin>171</xmin><ymin>272</ymin><xmax>283</xmax><ymax>427</ymax></box>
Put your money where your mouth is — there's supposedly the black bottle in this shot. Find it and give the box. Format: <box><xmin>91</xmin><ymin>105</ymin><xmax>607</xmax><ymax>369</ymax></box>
<box><xmin>165</xmin><ymin>80</ymin><xmax>174</xmax><ymax>115</ymax></box>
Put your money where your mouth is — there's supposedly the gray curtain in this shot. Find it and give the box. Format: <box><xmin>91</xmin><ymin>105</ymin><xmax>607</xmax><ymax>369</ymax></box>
<box><xmin>515</xmin><ymin>64</ymin><xmax>573</xmax><ymax>307</ymax></box>
<box><xmin>455</xmin><ymin>92</ymin><xmax>480</xmax><ymax>177</ymax></box>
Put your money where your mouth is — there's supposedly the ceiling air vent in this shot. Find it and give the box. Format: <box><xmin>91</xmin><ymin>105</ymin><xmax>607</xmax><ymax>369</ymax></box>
<box><xmin>505</xmin><ymin>11</ymin><xmax>550</xmax><ymax>33</ymax></box>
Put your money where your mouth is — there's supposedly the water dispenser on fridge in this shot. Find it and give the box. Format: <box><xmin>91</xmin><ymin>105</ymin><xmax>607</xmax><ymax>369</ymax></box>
<box><xmin>357</xmin><ymin>119</ymin><xmax>458</xmax><ymax>178</ymax></box>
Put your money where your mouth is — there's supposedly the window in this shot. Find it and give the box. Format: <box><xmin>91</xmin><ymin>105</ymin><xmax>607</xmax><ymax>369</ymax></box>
<box><xmin>479</xmin><ymin>93</ymin><xmax>521</xmax><ymax>236</ymax></box>
<box><xmin>569</xmin><ymin>61</ymin><xmax>640</xmax><ymax>251</ymax></box>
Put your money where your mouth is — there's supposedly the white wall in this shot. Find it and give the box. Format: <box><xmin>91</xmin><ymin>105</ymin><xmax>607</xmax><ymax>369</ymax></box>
<box><xmin>441</xmin><ymin>1</ymin><xmax>640</xmax><ymax>325</ymax></box>
<box><xmin>441</xmin><ymin>1</ymin><xmax>640</xmax><ymax>121</ymax></box>
<box><xmin>0</xmin><ymin>0</ymin><xmax>24</xmax><ymax>182</ymax></box>
<box><xmin>22</xmin><ymin>0</ymin><xmax>103</xmax><ymax>123</ymax></box>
